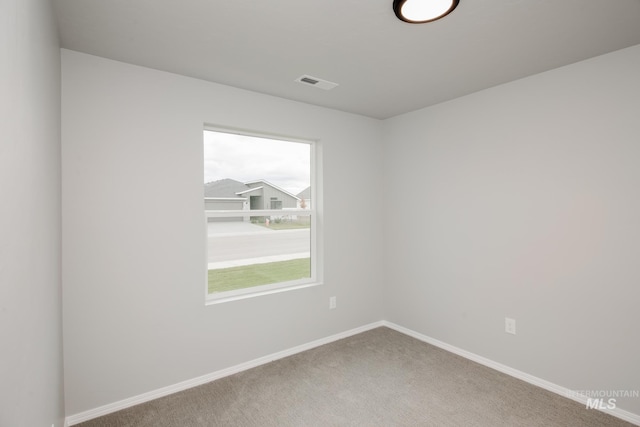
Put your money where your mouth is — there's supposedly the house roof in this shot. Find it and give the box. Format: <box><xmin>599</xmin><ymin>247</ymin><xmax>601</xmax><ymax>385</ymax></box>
<box><xmin>204</xmin><ymin>179</ymin><xmax>247</xmax><ymax>199</ymax></box>
<box><xmin>236</xmin><ymin>186</ymin><xmax>264</xmax><ymax>196</ymax></box>
<box><xmin>297</xmin><ymin>186</ymin><xmax>311</xmax><ymax>200</ymax></box>
<box><xmin>245</xmin><ymin>180</ymin><xmax>300</xmax><ymax>201</ymax></box>
<box><xmin>204</xmin><ymin>178</ymin><xmax>300</xmax><ymax>201</ymax></box>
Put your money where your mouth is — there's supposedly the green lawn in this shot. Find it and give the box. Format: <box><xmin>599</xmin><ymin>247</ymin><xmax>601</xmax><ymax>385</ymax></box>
<box><xmin>208</xmin><ymin>258</ymin><xmax>311</xmax><ymax>293</ymax></box>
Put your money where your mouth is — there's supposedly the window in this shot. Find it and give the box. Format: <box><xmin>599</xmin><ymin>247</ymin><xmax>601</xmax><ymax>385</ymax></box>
<box><xmin>270</xmin><ymin>198</ymin><xmax>283</xmax><ymax>210</ymax></box>
<box><xmin>203</xmin><ymin>127</ymin><xmax>319</xmax><ymax>303</ymax></box>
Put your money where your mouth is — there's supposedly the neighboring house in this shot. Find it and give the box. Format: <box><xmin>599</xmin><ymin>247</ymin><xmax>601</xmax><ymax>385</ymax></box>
<box><xmin>204</xmin><ymin>178</ymin><xmax>249</xmax><ymax>221</ymax></box>
<box><xmin>297</xmin><ymin>186</ymin><xmax>311</xmax><ymax>209</ymax></box>
<box><xmin>244</xmin><ymin>180</ymin><xmax>300</xmax><ymax>210</ymax></box>
<box><xmin>204</xmin><ymin>178</ymin><xmax>300</xmax><ymax>221</ymax></box>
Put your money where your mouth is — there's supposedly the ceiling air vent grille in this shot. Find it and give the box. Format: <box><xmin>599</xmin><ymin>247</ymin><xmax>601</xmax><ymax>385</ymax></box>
<box><xmin>295</xmin><ymin>75</ymin><xmax>339</xmax><ymax>90</ymax></box>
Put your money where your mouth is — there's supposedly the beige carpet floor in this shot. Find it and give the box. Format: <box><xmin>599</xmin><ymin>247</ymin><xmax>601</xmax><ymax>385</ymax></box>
<box><xmin>77</xmin><ymin>327</ymin><xmax>633</xmax><ymax>426</ymax></box>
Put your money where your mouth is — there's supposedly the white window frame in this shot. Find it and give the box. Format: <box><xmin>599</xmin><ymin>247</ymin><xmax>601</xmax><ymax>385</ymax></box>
<box><xmin>204</xmin><ymin>126</ymin><xmax>321</xmax><ymax>305</ymax></box>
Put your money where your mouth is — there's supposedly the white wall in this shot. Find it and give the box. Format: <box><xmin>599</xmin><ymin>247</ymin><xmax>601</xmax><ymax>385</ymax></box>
<box><xmin>0</xmin><ymin>0</ymin><xmax>63</xmax><ymax>426</ymax></box>
<box><xmin>61</xmin><ymin>50</ymin><xmax>385</xmax><ymax>415</ymax></box>
<box><xmin>383</xmin><ymin>44</ymin><xmax>640</xmax><ymax>414</ymax></box>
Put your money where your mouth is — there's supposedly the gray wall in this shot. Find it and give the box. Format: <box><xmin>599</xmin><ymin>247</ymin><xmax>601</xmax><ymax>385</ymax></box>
<box><xmin>60</xmin><ymin>40</ymin><xmax>640</xmax><ymax>419</ymax></box>
<box><xmin>204</xmin><ymin>199</ymin><xmax>245</xmax><ymax>210</ymax></box>
<box><xmin>0</xmin><ymin>0</ymin><xmax>64</xmax><ymax>426</ymax></box>
<box><xmin>61</xmin><ymin>50</ymin><xmax>385</xmax><ymax>415</ymax></box>
<box><xmin>383</xmin><ymin>44</ymin><xmax>640</xmax><ymax>415</ymax></box>
<box><xmin>204</xmin><ymin>199</ymin><xmax>245</xmax><ymax>222</ymax></box>
<box><xmin>246</xmin><ymin>183</ymin><xmax>298</xmax><ymax>210</ymax></box>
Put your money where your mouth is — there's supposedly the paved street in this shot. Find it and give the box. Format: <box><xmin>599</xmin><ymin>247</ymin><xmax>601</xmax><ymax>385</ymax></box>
<box><xmin>207</xmin><ymin>222</ymin><xmax>310</xmax><ymax>263</ymax></box>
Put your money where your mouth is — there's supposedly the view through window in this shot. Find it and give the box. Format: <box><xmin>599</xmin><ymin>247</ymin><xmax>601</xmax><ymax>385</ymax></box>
<box><xmin>204</xmin><ymin>128</ymin><xmax>314</xmax><ymax>301</ymax></box>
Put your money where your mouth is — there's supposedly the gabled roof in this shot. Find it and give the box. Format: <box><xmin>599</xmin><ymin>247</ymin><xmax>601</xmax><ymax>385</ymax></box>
<box><xmin>204</xmin><ymin>179</ymin><xmax>247</xmax><ymax>198</ymax></box>
<box><xmin>297</xmin><ymin>186</ymin><xmax>311</xmax><ymax>199</ymax></box>
<box><xmin>245</xmin><ymin>179</ymin><xmax>300</xmax><ymax>201</ymax></box>
<box><xmin>236</xmin><ymin>186</ymin><xmax>263</xmax><ymax>196</ymax></box>
<box><xmin>204</xmin><ymin>178</ymin><xmax>301</xmax><ymax>200</ymax></box>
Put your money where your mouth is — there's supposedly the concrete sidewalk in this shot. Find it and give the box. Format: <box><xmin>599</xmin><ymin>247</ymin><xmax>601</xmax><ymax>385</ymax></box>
<box><xmin>207</xmin><ymin>252</ymin><xmax>310</xmax><ymax>270</ymax></box>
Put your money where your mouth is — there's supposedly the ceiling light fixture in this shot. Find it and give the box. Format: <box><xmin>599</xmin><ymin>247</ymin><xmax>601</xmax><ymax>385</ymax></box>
<box><xmin>393</xmin><ymin>0</ymin><xmax>459</xmax><ymax>23</ymax></box>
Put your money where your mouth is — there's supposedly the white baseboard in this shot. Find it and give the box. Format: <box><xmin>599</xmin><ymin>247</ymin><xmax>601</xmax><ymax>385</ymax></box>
<box><xmin>65</xmin><ymin>321</ymin><xmax>385</xmax><ymax>426</ymax></box>
<box><xmin>381</xmin><ymin>321</ymin><xmax>640</xmax><ymax>426</ymax></box>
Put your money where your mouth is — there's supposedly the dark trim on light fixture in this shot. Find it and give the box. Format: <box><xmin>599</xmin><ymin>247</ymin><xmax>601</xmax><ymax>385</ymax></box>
<box><xmin>393</xmin><ymin>0</ymin><xmax>459</xmax><ymax>23</ymax></box>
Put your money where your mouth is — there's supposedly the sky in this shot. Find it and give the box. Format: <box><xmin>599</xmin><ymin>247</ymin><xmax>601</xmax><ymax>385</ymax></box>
<box><xmin>203</xmin><ymin>130</ymin><xmax>311</xmax><ymax>195</ymax></box>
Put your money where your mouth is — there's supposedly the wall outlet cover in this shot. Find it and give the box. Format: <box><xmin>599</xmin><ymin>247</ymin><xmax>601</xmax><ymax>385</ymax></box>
<box><xmin>505</xmin><ymin>317</ymin><xmax>516</xmax><ymax>335</ymax></box>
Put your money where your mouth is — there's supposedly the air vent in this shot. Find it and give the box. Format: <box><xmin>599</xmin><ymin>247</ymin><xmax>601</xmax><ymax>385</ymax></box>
<box><xmin>295</xmin><ymin>75</ymin><xmax>339</xmax><ymax>91</ymax></box>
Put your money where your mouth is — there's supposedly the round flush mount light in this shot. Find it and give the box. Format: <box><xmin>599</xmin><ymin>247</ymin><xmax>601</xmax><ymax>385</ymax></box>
<box><xmin>393</xmin><ymin>0</ymin><xmax>459</xmax><ymax>23</ymax></box>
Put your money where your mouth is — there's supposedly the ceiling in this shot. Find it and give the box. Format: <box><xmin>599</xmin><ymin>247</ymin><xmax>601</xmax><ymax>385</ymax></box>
<box><xmin>53</xmin><ymin>0</ymin><xmax>640</xmax><ymax>119</ymax></box>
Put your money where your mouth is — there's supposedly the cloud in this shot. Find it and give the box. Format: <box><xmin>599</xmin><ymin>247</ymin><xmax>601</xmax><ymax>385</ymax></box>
<box><xmin>204</xmin><ymin>130</ymin><xmax>311</xmax><ymax>195</ymax></box>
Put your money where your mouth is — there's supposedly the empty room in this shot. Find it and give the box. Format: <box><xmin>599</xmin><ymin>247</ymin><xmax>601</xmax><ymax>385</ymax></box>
<box><xmin>2</xmin><ymin>0</ymin><xmax>640</xmax><ymax>426</ymax></box>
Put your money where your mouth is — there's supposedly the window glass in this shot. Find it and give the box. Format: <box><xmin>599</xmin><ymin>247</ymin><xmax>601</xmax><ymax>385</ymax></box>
<box><xmin>204</xmin><ymin>128</ymin><xmax>315</xmax><ymax>302</ymax></box>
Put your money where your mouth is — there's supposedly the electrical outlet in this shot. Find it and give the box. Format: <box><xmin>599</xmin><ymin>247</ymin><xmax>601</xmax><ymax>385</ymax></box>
<box><xmin>329</xmin><ymin>296</ymin><xmax>336</xmax><ymax>310</ymax></box>
<box><xmin>505</xmin><ymin>317</ymin><xmax>516</xmax><ymax>335</ymax></box>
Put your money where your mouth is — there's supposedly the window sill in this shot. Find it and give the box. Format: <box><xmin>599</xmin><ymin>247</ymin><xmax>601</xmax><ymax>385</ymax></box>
<box><xmin>205</xmin><ymin>280</ymin><xmax>323</xmax><ymax>305</ymax></box>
